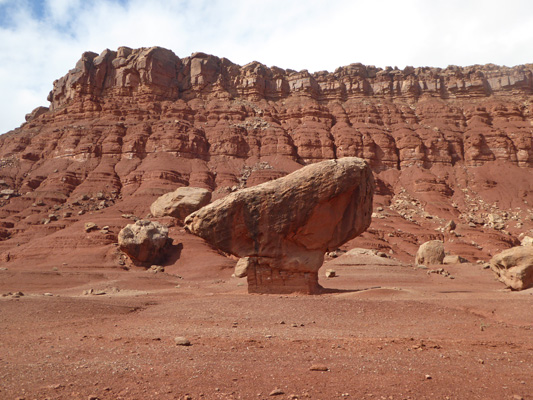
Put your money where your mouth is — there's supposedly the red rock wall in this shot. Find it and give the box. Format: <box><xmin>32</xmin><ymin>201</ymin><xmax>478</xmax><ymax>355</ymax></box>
<box><xmin>1</xmin><ymin>46</ymin><xmax>533</xmax><ymax>270</ymax></box>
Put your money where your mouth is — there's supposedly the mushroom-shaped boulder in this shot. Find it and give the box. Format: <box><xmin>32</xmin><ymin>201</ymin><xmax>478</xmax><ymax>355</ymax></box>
<box><xmin>185</xmin><ymin>157</ymin><xmax>374</xmax><ymax>294</ymax></box>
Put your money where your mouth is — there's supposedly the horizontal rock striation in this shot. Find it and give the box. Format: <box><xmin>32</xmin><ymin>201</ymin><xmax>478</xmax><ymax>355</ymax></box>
<box><xmin>0</xmin><ymin>46</ymin><xmax>532</xmax><ymax>274</ymax></box>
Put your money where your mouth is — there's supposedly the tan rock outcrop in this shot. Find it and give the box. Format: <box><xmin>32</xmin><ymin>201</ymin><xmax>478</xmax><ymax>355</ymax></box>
<box><xmin>185</xmin><ymin>157</ymin><xmax>374</xmax><ymax>294</ymax></box>
<box><xmin>150</xmin><ymin>187</ymin><xmax>211</xmax><ymax>220</ymax></box>
<box><xmin>415</xmin><ymin>240</ymin><xmax>445</xmax><ymax>266</ymax></box>
<box><xmin>490</xmin><ymin>246</ymin><xmax>533</xmax><ymax>290</ymax></box>
<box><xmin>521</xmin><ymin>236</ymin><xmax>533</xmax><ymax>246</ymax></box>
<box><xmin>118</xmin><ymin>220</ymin><xmax>170</xmax><ymax>265</ymax></box>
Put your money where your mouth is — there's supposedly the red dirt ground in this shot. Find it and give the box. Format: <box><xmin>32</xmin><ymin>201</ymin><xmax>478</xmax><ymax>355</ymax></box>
<box><xmin>1</xmin><ymin>256</ymin><xmax>532</xmax><ymax>400</ymax></box>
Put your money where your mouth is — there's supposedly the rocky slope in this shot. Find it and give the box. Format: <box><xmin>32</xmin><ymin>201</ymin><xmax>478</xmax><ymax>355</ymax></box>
<box><xmin>1</xmin><ymin>46</ymin><xmax>533</xmax><ymax>273</ymax></box>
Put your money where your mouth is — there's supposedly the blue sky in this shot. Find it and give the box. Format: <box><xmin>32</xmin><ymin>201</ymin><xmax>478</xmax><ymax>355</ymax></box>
<box><xmin>1</xmin><ymin>0</ymin><xmax>533</xmax><ymax>134</ymax></box>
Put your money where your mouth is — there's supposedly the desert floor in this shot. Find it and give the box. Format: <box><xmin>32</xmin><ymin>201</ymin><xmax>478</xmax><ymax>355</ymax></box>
<box><xmin>1</xmin><ymin>258</ymin><xmax>532</xmax><ymax>400</ymax></box>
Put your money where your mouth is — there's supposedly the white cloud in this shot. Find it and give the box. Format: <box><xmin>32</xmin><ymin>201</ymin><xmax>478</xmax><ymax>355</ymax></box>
<box><xmin>1</xmin><ymin>0</ymin><xmax>533</xmax><ymax>133</ymax></box>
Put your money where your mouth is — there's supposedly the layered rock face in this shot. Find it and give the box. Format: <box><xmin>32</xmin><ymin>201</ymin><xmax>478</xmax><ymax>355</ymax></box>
<box><xmin>0</xmin><ymin>46</ymin><xmax>533</xmax><ymax>276</ymax></box>
<box><xmin>185</xmin><ymin>158</ymin><xmax>374</xmax><ymax>293</ymax></box>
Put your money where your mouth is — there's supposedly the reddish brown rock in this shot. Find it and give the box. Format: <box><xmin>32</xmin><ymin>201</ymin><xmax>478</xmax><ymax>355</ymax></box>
<box><xmin>0</xmin><ymin>47</ymin><xmax>533</xmax><ymax>274</ymax></box>
<box><xmin>185</xmin><ymin>157</ymin><xmax>374</xmax><ymax>294</ymax></box>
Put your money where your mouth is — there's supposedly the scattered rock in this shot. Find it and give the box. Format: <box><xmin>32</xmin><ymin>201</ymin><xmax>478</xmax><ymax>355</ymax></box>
<box><xmin>490</xmin><ymin>246</ymin><xmax>533</xmax><ymax>290</ymax></box>
<box><xmin>185</xmin><ymin>158</ymin><xmax>374</xmax><ymax>294</ymax></box>
<box><xmin>269</xmin><ymin>388</ymin><xmax>285</xmax><ymax>396</ymax></box>
<box><xmin>234</xmin><ymin>257</ymin><xmax>250</xmax><ymax>278</ymax></box>
<box><xmin>147</xmin><ymin>265</ymin><xmax>165</xmax><ymax>273</ymax></box>
<box><xmin>325</xmin><ymin>269</ymin><xmax>336</xmax><ymax>278</ymax></box>
<box><xmin>174</xmin><ymin>336</ymin><xmax>191</xmax><ymax>346</ymax></box>
<box><xmin>427</xmin><ymin>268</ymin><xmax>452</xmax><ymax>278</ymax></box>
<box><xmin>150</xmin><ymin>187</ymin><xmax>211</xmax><ymax>220</ymax></box>
<box><xmin>84</xmin><ymin>222</ymin><xmax>98</xmax><ymax>232</ymax></box>
<box><xmin>444</xmin><ymin>220</ymin><xmax>456</xmax><ymax>232</ymax></box>
<box><xmin>309</xmin><ymin>364</ymin><xmax>329</xmax><ymax>371</ymax></box>
<box><xmin>415</xmin><ymin>240</ymin><xmax>445</xmax><ymax>266</ymax></box>
<box><xmin>443</xmin><ymin>255</ymin><xmax>469</xmax><ymax>264</ymax></box>
<box><xmin>118</xmin><ymin>220</ymin><xmax>170</xmax><ymax>265</ymax></box>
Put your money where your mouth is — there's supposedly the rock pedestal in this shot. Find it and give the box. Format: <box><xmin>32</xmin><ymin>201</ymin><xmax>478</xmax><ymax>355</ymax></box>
<box><xmin>247</xmin><ymin>264</ymin><xmax>320</xmax><ymax>294</ymax></box>
<box><xmin>185</xmin><ymin>157</ymin><xmax>374</xmax><ymax>294</ymax></box>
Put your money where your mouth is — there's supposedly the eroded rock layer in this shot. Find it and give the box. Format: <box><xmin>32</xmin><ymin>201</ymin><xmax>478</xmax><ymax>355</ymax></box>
<box><xmin>1</xmin><ymin>46</ymin><xmax>533</xmax><ymax>274</ymax></box>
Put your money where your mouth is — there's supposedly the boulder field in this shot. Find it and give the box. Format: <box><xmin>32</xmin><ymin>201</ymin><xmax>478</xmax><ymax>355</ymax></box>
<box><xmin>0</xmin><ymin>46</ymin><xmax>532</xmax><ymax>286</ymax></box>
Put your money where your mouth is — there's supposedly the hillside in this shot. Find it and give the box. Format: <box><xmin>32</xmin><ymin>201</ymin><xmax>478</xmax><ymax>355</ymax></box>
<box><xmin>0</xmin><ymin>46</ymin><xmax>533</xmax><ymax>271</ymax></box>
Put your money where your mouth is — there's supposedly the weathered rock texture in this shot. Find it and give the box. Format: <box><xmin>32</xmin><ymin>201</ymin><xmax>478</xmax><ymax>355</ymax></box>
<box><xmin>150</xmin><ymin>186</ymin><xmax>211</xmax><ymax>220</ymax></box>
<box><xmin>490</xmin><ymin>246</ymin><xmax>533</xmax><ymax>290</ymax></box>
<box><xmin>0</xmin><ymin>46</ymin><xmax>532</xmax><ymax>273</ymax></box>
<box><xmin>118</xmin><ymin>220</ymin><xmax>170</xmax><ymax>265</ymax></box>
<box><xmin>415</xmin><ymin>240</ymin><xmax>445</xmax><ymax>266</ymax></box>
<box><xmin>185</xmin><ymin>158</ymin><xmax>374</xmax><ymax>293</ymax></box>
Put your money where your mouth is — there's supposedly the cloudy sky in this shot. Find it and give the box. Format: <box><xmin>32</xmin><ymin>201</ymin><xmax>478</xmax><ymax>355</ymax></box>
<box><xmin>1</xmin><ymin>0</ymin><xmax>533</xmax><ymax>134</ymax></box>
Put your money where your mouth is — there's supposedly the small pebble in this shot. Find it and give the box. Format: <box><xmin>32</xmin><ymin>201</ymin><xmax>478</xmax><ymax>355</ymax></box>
<box><xmin>309</xmin><ymin>364</ymin><xmax>329</xmax><ymax>371</ymax></box>
<box><xmin>174</xmin><ymin>336</ymin><xmax>191</xmax><ymax>346</ymax></box>
<box><xmin>269</xmin><ymin>388</ymin><xmax>285</xmax><ymax>396</ymax></box>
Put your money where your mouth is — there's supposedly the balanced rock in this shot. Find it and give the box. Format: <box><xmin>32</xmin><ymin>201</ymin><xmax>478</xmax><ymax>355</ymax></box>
<box><xmin>415</xmin><ymin>240</ymin><xmax>445</xmax><ymax>266</ymax></box>
<box><xmin>150</xmin><ymin>187</ymin><xmax>211</xmax><ymax>220</ymax></box>
<box><xmin>490</xmin><ymin>246</ymin><xmax>533</xmax><ymax>290</ymax></box>
<box><xmin>118</xmin><ymin>220</ymin><xmax>170</xmax><ymax>265</ymax></box>
<box><xmin>185</xmin><ymin>157</ymin><xmax>374</xmax><ymax>294</ymax></box>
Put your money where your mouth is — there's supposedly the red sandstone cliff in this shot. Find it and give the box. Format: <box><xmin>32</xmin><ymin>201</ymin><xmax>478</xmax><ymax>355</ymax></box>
<box><xmin>0</xmin><ymin>46</ymin><xmax>532</xmax><ymax>271</ymax></box>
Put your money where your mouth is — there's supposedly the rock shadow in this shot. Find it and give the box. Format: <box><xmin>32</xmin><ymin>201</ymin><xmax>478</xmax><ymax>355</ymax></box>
<box><xmin>162</xmin><ymin>242</ymin><xmax>183</xmax><ymax>266</ymax></box>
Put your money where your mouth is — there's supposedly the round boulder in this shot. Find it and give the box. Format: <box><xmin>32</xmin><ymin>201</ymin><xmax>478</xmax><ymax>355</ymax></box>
<box><xmin>415</xmin><ymin>240</ymin><xmax>445</xmax><ymax>266</ymax></box>
<box><xmin>150</xmin><ymin>187</ymin><xmax>211</xmax><ymax>220</ymax></box>
<box><xmin>118</xmin><ymin>220</ymin><xmax>170</xmax><ymax>265</ymax></box>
